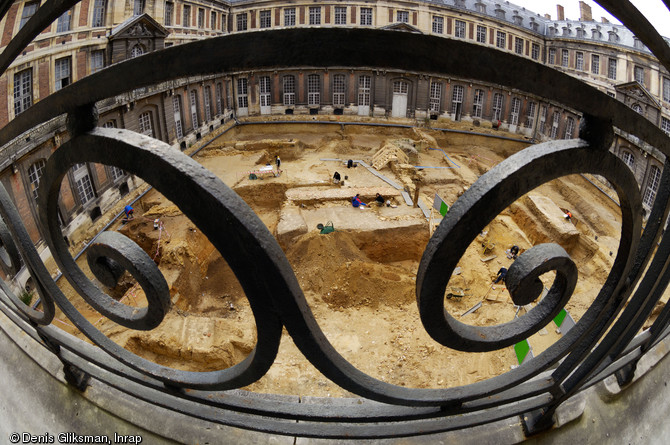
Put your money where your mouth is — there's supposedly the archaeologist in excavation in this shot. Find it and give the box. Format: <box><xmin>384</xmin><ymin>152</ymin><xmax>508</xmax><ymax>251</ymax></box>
<box><xmin>493</xmin><ymin>267</ymin><xmax>507</xmax><ymax>285</ymax></box>
<box><xmin>375</xmin><ymin>193</ymin><xmax>385</xmax><ymax>207</ymax></box>
<box><xmin>333</xmin><ymin>171</ymin><xmax>341</xmax><ymax>184</ymax></box>
<box><xmin>507</xmin><ymin>245</ymin><xmax>519</xmax><ymax>259</ymax></box>
<box><xmin>124</xmin><ymin>205</ymin><xmax>134</xmax><ymax>221</ymax></box>
<box><xmin>351</xmin><ymin>194</ymin><xmax>367</xmax><ymax>209</ymax></box>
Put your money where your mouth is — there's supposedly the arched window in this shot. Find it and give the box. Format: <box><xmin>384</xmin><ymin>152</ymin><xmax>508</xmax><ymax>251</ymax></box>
<box><xmin>472</xmin><ymin>89</ymin><xmax>484</xmax><ymax>118</ymax></box>
<box><xmin>138</xmin><ymin>111</ymin><xmax>154</xmax><ymax>137</ymax></box>
<box><xmin>451</xmin><ymin>85</ymin><xmax>464</xmax><ymax>114</ymax></box>
<box><xmin>564</xmin><ymin>117</ymin><xmax>575</xmax><ymax>139</ymax></box>
<box><xmin>172</xmin><ymin>95</ymin><xmax>183</xmax><ymax>139</ymax></box>
<box><xmin>332</xmin><ymin>74</ymin><xmax>345</xmax><ymax>107</ymax></box>
<box><xmin>357</xmin><ymin>75</ymin><xmax>371</xmax><ymax>117</ymax></box>
<box><xmin>643</xmin><ymin>165</ymin><xmax>661</xmax><ymax>207</ymax></box>
<box><xmin>550</xmin><ymin>111</ymin><xmax>561</xmax><ymax>138</ymax></box>
<box><xmin>72</xmin><ymin>163</ymin><xmax>95</xmax><ymax>205</ymax></box>
<box><xmin>525</xmin><ymin>101</ymin><xmax>536</xmax><ymax>128</ymax></box>
<box><xmin>215</xmin><ymin>83</ymin><xmax>223</xmax><ymax>115</ymax></box>
<box><xmin>109</xmin><ymin>165</ymin><xmax>125</xmax><ymax>181</ymax></box>
<box><xmin>190</xmin><ymin>90</ymin><xmax>199</xmax><ymax>129</ymax></box>
<box><xmin>283</xmin><ymin>75</ymin><xmax>295</xmax><ymax>106</ymax></box>
<box><xmin>259</xmin><ymin>76</ymin><xmax>271</xmax><ymax>112</ymax></box>
<box><xmin>621</xmin><ymin>151</ymin><xmax>635</xmax><ymax>171</ymax></box>
<box><xmin>27</xmin><ymin>159</ymin><xmax>46</xmax><ymax>201</ymax></box>
<box><xmin>492</xmin><ymin>93</ymin><xmax>503</xmax><ymax>121</ymax></box>
<box><xmin>204</xmin><ymin>85</ymin><xmax>212</xmax><ymax>122</ymax></box>
<box><xmin>509</xmin><ymin>97</ymin><xmax>521</xmax><ymax>126</ymax></box>
<box><xmin>130</xmin><ymin>44</ymin><xmax>145</xmax><ymax>58</ymax></box>
<box><xmin>358</xmin><ymin>75</ymin><xmax>371</xmax><ymax>105</ymax></box>
<box><xmin>429</xmin><ymin>82</ymin><xmax>442</xmax><ymax>113</ymax></box>
<box><xmin>236</xmin><ymin>78</ymin><xmax>248</xmax><ymax>110</ymax></box>
<box><xmin>308</xmin><ymin>74</ymin><xmax>320</xmax><ymax>106</ymax></box>
<box><xmin>393</xmin><ymin>80</ymin><xmax>408</xmax><ymax>95</ymax></box>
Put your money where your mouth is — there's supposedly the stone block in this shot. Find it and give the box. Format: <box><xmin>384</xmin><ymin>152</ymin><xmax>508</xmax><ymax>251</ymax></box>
<box><xmin>277</xmin><ymin>206</ymin><xmax>308</xmax><ymax>248</ymax></box>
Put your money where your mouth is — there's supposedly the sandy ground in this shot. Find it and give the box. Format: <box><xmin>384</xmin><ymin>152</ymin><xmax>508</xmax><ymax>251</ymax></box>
<box><xmin>48</xmin><ymin>120</ymin><xmax>665</xmax><ymax>398</ymax></box>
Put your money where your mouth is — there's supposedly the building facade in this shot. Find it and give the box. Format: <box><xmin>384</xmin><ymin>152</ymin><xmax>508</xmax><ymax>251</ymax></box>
<box><xmin>0</xmin><ymin>0</ymin><xmax>667</xmax><ymax>265</ymax></box>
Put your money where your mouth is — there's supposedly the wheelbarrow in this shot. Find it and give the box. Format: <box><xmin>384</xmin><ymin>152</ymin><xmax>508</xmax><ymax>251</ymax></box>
<box><xmin>317</xmin><ymin>221</ymin><xmax>335</xmax><ymax>234</ymax></box>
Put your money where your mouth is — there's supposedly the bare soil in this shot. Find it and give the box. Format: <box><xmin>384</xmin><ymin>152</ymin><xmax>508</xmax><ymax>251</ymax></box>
<box><xmin>52</xmin><ymin>121</ymin><xmax>667</xmax><ymax>398</ymax></box>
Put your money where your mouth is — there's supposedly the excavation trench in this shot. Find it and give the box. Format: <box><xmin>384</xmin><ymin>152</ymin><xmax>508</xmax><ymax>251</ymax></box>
<box><xmin>51</xmin><ymin>122</ymin><xmax>657</xmax><ymax>397</ymax></box>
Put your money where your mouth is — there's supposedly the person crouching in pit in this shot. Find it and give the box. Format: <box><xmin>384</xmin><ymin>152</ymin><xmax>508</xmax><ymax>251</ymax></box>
<box><xmin>351</xmin><ymin>194</ymin><xmax>367</xmax><ymax>209</ymax></box>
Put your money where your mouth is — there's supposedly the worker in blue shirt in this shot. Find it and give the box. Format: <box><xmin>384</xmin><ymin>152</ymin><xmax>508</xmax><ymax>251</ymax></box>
<box><xmin>124</xmin><ymin>205</ymin><xmax>134</xmax><ymax>220</ymax></box>
<box><xmin>351</xmin><ymin>194</ymin><xmax>367</xmax><ymax>208</ymax></box>
<box><xmin>493</xmin><ymin>267</ymin><xmax>507</xmax><ymax>284</ymax></box>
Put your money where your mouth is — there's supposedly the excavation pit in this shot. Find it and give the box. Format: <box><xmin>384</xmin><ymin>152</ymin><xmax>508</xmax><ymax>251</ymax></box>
<box><xmin>55</xmin><ymin>123</ymin><xmax>635</xmax><ymax>397</ymax></box>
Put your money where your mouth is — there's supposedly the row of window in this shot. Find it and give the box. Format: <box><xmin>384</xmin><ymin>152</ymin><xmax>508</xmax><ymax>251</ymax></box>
<box><xmin>229</xmin><ymin>73</ymin><xmax>573</xmax><ymax>137</ymax></box>
<box><xmin>13</xmin><ymin>59</ymin><xmax>666</xmax><ymax>143</ymax></box>
<box><xmin>13</xmin><ymin>50</ymin><xmax>105</xmax><ymax>116</ymax></box>
<box><xmin>235</xmin><ymin>6</ymin><xmax>374</xmax><ymax>31</ymax></box>
<box><xmin>15</xmin><ymin>60</ymin><xmax>222</xmax><ymax>139</ymax></box>
<box><xmin>619</xmin><ymin>149</ymin><xmax>661</xmax><ymax>207</ymax></box>
<box><xmin>172</xmin><ymin>83</ymin><xmax>225</xmax><ymax>138</ymax></box>
<box><xmin>178</xmin><ymin>5</ymin><xmax>667</xmax><ymax>106</ymax></box>
<box><xmin>232</xmin><ymin>74</ymin><xmax>362</xmax><ymax>108</ymax></box>
<box><xmin>103</xmin><ymin>85</ymin><xmax>222</xmax><ymax>142</ymax></box>
<box><xmin>15</xmin><ymin>0</ymin><xmax>660</xmax><ymax>101</ymax></box>
<box><xmin>26</xmin><ymin>156</ymin><xmax>125</xmax><ymax>212</ymax></box>
<box><xmin>22</xmin><ymin>0</ymin><xmax>226</xmax><ymax>34</ymax></box>
<box><xmin>28</xmin><ymin>0</ymin><xmax>108</xmax><ymax>33</ymax></box>
<box><xmin>430</xmin><ymin>18</ymin><xmax>541</xmax><ymax>60</ymax></box>
<box><xmin>233</xmin><ymin>7</ymin><xmax>541</xmax><ymax>62</ymax></box>
<box><xmin>548</xmin><ymin>48</ymin><xmax>620</xmax><ymax>80</ymax></box>
<box><xmin>166</xmin><ymin>3</ymin><xmax>222</xmax><ymax>31</ymax></box>
<box><xmin>12</xmin><ymin>0</ymin><xmax>665</xmax><ymax>98</ymax></box>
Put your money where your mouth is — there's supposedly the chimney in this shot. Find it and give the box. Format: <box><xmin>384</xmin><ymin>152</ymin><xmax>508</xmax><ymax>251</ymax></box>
<box><xmin>601</xmin><ymin>17</ymin><xmax>610</xmax><ymax>24</ymax></box>
<box><xmin>557</xmin><ymin>5</ymin><xmax>565</xmax><ymax>21</ymax></box>
<box><xmin>579</xmin><ymin>1</ymin><xmax>592</xmax><ymax>21</ymax></box>
<box><xmin>544</xmin><ymin>14</ymin><xmax>552</xmax><ymax>20</ymax></box>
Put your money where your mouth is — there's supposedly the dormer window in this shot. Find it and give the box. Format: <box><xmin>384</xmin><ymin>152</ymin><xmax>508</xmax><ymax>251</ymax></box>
<box><xmin>633</xmin><ymin>37</ymin><xmax>645</xmax><ymax>50</ymax></box>
<box><xmin>495</xmin><ymin>5</ymin><xmax>506</xmax><ymax>20</ymax></box>
<box><xmin>475</xmin><ymin>2</ymin><xmax>486</xmax><ymax>14</ymax></box>
<box><xmin>608</xmin><ymin>29</ymin><xmax>619</xmax><ymax>42</ymax></box>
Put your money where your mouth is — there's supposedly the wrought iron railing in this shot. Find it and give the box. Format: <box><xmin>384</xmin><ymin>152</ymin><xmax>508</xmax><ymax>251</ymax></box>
<box><xmin>1</xmin><ymin>0</ymin><xmax>670</xmax><ymax>439</ymax></box>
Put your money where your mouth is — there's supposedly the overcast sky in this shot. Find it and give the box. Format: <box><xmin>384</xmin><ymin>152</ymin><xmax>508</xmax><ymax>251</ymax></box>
<box><xmin>508</xmin><ymin>0</ymin><xmax>670</xmax><ymax>35</ymax></box>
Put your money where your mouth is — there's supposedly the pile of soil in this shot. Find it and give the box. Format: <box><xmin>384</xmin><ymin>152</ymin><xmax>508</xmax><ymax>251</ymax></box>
<box><xmin>287</xmin><ymin>231</ymin><xmax>415</xmax><ymax>309</ymax></box>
